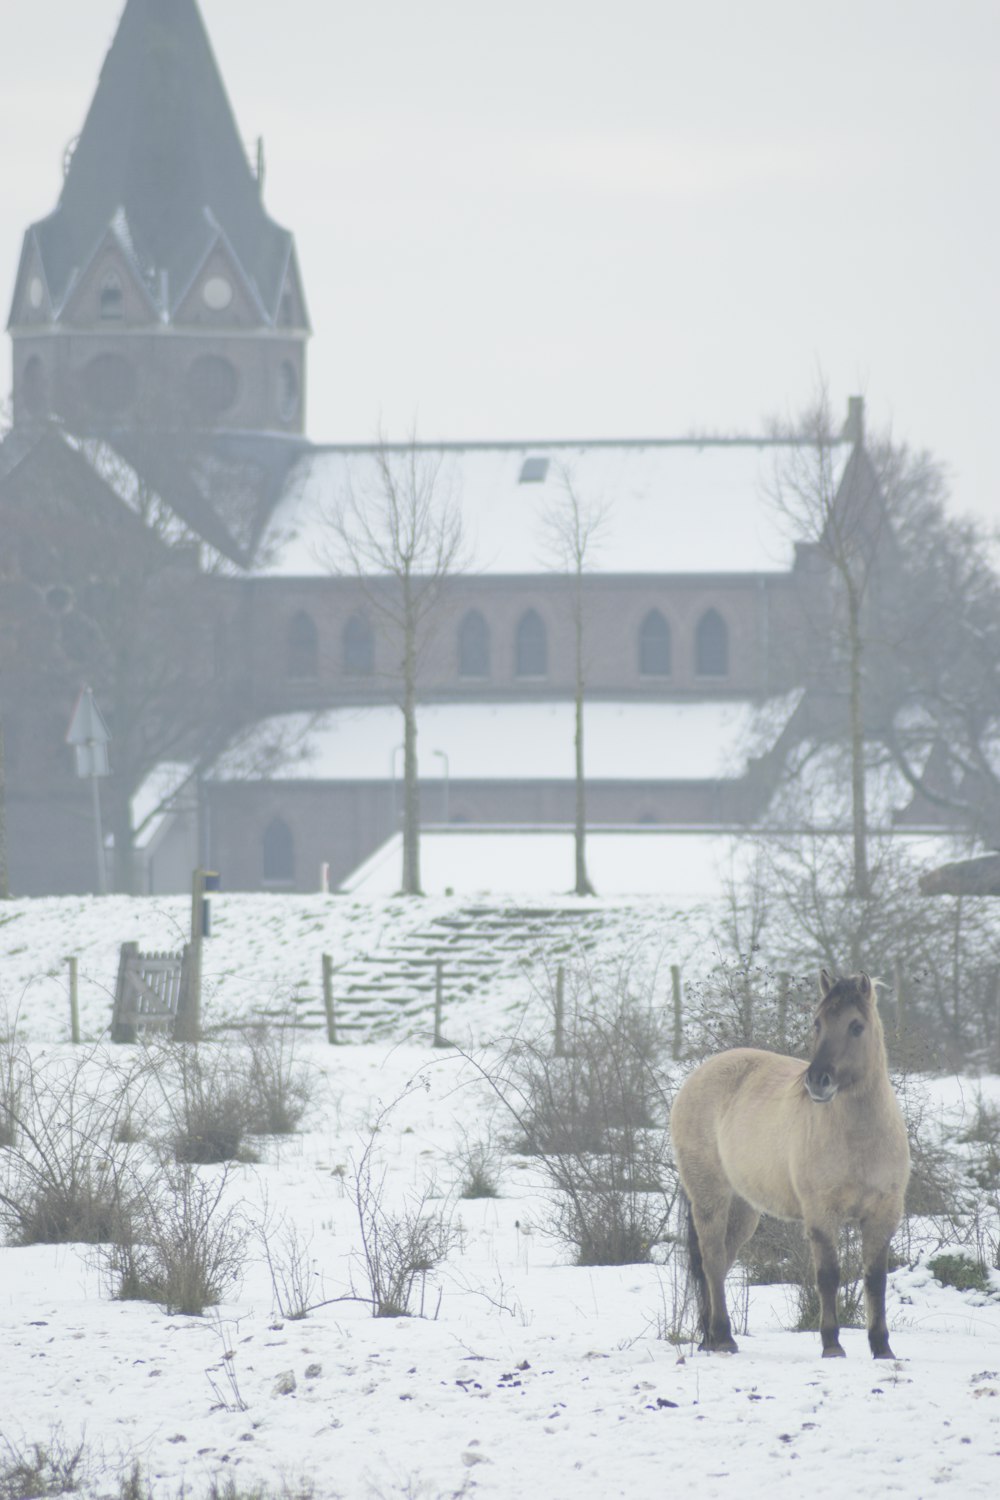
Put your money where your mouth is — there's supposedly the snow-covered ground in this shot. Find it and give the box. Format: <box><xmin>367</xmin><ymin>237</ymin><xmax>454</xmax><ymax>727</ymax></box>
<box><xmin>2</xmin><ymin>896</ymin><xmax>999</xmax><ymax>1499</ymax></box>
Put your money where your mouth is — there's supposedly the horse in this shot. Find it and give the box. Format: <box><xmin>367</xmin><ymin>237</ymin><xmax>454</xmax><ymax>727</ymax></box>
<box><xmin>670</xmin><ymin>970</ymin><xmax>910</xmax><ymax>1359</ymax></box>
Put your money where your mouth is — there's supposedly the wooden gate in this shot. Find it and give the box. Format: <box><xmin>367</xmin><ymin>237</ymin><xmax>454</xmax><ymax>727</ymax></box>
<box><xmin>111</xmin><ymin>941</ymin><xmax>192</xmax><ymax>1042</ymax></box>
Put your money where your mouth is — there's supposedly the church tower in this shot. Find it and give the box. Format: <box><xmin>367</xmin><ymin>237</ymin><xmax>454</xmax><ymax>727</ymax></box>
<box><xmin>7</xmin><ymin>0</ymin><xmax>309</xmax><ymax>438</ymax></box>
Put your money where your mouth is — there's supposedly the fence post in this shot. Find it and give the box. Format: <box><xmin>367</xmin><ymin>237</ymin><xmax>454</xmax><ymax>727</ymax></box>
<box><xmin>322</xmin><ymin>952</ymin><xmax>338</xmax><ymax>1045</ymax></box>
<box><xmin>111</xmin><ymin>941</ymin><xmax>139</xmax><ymax>1044</ymax></box>
<box><xmin>554</xmin><ymin>965</ymin><xmax>565</xmax><ymax>1056</ymax></box>
<box><xmin>68</xmin><ymin>955</ymin><xmax>80</xmax><ymax>1044</ymax></box>
<box><xmin>671</xmin><ymin>965</ymin><xmax>683</xmax><ymax>1061</ymax></box>
<box><xmin>433</xmin><ymin>960</ymin><xmax>446</xmax><ymax>1048</ymax></box>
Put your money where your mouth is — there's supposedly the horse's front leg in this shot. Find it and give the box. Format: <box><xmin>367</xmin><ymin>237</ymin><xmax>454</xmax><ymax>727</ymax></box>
<box><xmin>861</xmin><ymin>1211</ymin><xmax>899</xmax><ymax>1360</ymax></box>
<box><xmin>807</xmin><ymin>1220</ymin><xmax>845</xmax><ymax>1358</ymax></box>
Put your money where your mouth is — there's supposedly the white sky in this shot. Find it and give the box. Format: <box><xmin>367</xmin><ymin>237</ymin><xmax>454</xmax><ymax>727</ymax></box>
<box><xmin>2</xmin><ymin>0</ymin><xmax>998</xmax><ymax>533</ymax></box>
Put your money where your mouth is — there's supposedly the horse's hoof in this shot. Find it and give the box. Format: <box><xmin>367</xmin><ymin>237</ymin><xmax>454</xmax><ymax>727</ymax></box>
<box><xmin>700</xmin><ymin>1338</ymin><xmax>739</xmax><ymax>1354</ymax></box>
<box><xmin>872</xmin><ymin>1347</ymin><xmax>895</xmax><ymax>1360</ymax></box>
<box><xmin>822</xmin><ymin>1345</ymin><xmax>846</xmax><ymax>1359</ymax></box>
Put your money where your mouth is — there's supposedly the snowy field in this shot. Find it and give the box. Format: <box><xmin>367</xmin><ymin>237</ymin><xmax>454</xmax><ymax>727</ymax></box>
<box><xmin>1</xmin><ymin>895</ymin><xmax>999</xmax><ymax>1499</ymax></box>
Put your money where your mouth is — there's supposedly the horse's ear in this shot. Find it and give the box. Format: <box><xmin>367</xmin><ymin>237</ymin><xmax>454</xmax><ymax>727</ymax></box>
<box><xmin>819</xmin><ymin>969</ymin><xmax>833</xmax><ymax>998</ymax></box>
<box><xmin>857</xmin><ymin>973</ymin><xmax>873</xmax><ymax>1002</ymax></box>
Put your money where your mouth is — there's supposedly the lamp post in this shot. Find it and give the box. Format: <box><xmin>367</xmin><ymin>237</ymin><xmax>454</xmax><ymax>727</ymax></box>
<box><xmin>66</xmin><ymin>687</ymin><xmax>111</xmax><ymax>895</ymax></box>
<box><xmin>433</xmin><ymin>748</ymin><xmax>450</xmax><ymax>824</ymax></box>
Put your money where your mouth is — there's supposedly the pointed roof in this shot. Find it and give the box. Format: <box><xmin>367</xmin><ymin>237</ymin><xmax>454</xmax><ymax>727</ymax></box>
<box><xmin>21</xmin><ymin>0</ymin><xmax>295</xmax><ymax>322</ymax></box>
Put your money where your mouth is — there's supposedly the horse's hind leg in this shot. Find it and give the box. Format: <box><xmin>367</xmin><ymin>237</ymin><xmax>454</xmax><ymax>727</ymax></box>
<box><xmin>726</xmin><ymin>1195</ymin><xmax>760</xmax><ymax>1263</ymax></box>
<box><xmin>689</xmin><ymin>1191</ymin><xmax>740</xmax><ymax>1353</ymax></box>
<box><xmin>861</xmin><ymin>1208</ymin><xmax>900</xmax><ymax>1360</ymax></box>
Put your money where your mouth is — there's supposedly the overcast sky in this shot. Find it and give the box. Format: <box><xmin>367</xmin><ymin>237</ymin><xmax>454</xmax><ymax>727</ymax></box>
<box><xmin>1</xmin><ymin>0</ymin><xmax>997</xmax><ymax>531</ymax></box>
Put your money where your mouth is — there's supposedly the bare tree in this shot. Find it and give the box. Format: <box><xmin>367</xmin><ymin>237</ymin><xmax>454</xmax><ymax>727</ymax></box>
<box><xmin>766</xmin><ymin>385</ymin><xmax>886</xmax><ymax>898</ymax></box>
<box><xmin>323</xmin><ymin>434</ymin><xmax>465</xmax><ymax>895</ymax></box>
<box><xmin>871</xmin><ymin>436</ymin><xmax>1000</xmax><ymax>849</ymax></box>
<box><xmin>0</xmin><ymin>716</ymin><xmax>8</xmax><ymax>899</ymax></box>
<box><xmin>541</xmin><ymin>467</ymin><xmax>607</xmax><ymax>897</ymax></box>
<box><xmin>0</xmin><ymin>432</ymin><xmax>232</xmax><ymax>892</ymax></box>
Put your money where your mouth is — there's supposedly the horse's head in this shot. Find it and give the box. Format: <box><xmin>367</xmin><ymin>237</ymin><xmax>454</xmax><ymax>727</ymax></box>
<box><xmin>804</xmin><ymin>970</ymin><xmax>879</xmax><ymax>1103</ymax></box>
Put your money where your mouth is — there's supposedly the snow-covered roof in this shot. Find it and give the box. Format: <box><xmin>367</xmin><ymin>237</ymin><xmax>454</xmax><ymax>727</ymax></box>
<box><xmin>253</xmin><ymin>439</ymin><xmax>855</xmax><ymax>578</ymax></box>
<box><xmin>210</xmin><ymin>699</ymin><xmax>786</xmax><ymax>784</ymax></box>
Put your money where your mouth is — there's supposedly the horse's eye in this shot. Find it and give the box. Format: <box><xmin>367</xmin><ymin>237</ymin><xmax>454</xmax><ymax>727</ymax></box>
<box><xmin>849</xmin><ymin>1019</ymin><xmax>864</xmax><ymax>1037</ymax></box>
<box><xmin>813</xmin><ymin>1018</ymin><xmax>821</xmax><ymax>1032</ymax></box>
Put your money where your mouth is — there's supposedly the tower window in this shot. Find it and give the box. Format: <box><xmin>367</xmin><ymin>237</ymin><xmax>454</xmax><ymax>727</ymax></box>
<box><xmin>695</xmin><ymin>608</ymin><xmax>729</xmax><ymax>677</ymax></box>
<box><xmin>186</xmin><ymin>355</ymin><xmax>239</xmax><ymax>419</ymax></box>
<box><xmin>99</xmin><ymin>274</ymin><xmax>123</xmax><ymax>320</ymax></box>
<box><xmin>278</xmin><ymin>360</ymin><xmax>300</xmax><ymax>421</ymax></box>
<box><xmin>515</xmin><ymin>609</ymin><xmax>548</xmax><ymax>678</ymax></box>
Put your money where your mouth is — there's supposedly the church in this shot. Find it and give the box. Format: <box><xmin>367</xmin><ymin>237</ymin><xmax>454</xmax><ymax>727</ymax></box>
<box><xmin>0</xmin><ymin>0</ymin><xmax>915</xmax><ymax>897</ymax></box>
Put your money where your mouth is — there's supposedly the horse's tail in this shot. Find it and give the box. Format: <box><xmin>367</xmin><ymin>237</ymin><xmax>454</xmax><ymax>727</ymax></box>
<box><xmin>680</xmin><ymin>1187</ymin><xmax>711</xmax><ymax>1346</ymax></box>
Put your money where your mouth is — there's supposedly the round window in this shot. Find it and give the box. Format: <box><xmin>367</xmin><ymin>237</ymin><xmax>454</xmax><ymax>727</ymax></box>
<box><xmin>186</xmin><ymin>355</ymin><xmax>239</xmax><ymax>419</ymax></box>
<box><xmin>202</xmin><ymin>276</ymin><xmax>234</xmax><ymax>310</ymax></box>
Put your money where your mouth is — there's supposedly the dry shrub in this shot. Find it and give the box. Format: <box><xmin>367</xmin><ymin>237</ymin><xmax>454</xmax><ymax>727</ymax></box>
<box><xmin>0</xmin><ymin>1046</ymin><xmax>140</xmax><ymax>1247</ymax></box>
<box><xmin>105</xmin><ymin>1160</ymin><xmax>247</xmax><ymax>1316</ymax></box>
<box><xmin>488</xmin><ymin>961</ymin><xmax>676</xmax><ymax>1266</ymax></box>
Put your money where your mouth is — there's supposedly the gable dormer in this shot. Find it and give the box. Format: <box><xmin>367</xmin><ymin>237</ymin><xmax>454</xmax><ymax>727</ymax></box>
<box><xmin>60</xmin><ymin>226</ymin><xmax>159</xmax><ymax>329</ymax></box>
<box><xmin>172</xmin><ymin>235</ymin><xmax>265</xmax><ymax>330</ymax></box>
<box><xmin>8</xmin><ymin>234</ymin><xmax>54</xmax><ymax>330</ymax></box>
<box><xmin>275</xmin><ymin>250</ymin><xmax>310</xmax><ymax>333</ymax></box>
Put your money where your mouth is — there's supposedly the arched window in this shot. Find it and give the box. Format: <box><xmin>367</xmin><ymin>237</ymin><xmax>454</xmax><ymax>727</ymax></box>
<box><xmin>262</xmin><ymin>816</ymin><xmax>295</xmax><ymax>883</ymax></box>
<box><xmin>695</xmin><ymin>608</ymin><xmax>729</xmax><ymax>677</ymax></box>
<box><xmin>343</xmin><ymin>613</ymin><xmax>374</xmax><ymax>676</ymax></box>
<box><xmin>458</xmin><ymin>610</ymin><xmax>490</xmax><ymax>678</ymax></box>
<box><xmin>515</xmin><ymin>609</ymin><xmax>548</xmax><ymax>678</ymax></box>
<box><xmin>638</xmin><ymin>610</ymin><xmax>671</xmax><ymax>676</ymax></box>
<box><xmin>286</xmin><ymin>610</ymin><xmax>318</xmax><ymax>679</ymax></box>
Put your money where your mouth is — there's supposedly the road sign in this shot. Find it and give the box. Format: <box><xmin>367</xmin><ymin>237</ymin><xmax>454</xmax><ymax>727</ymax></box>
<box><xmin>66</xmin><ymin>687</ymin><xmax>111</xmax><ymax>778</ymax></box>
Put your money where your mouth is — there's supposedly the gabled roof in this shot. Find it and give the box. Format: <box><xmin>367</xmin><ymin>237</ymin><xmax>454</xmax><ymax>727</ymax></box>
<box><xmin>254</xmin><ymin>437</ymin><xmax>856</xmax><ymax>577</ymax></box>
<box><xmin>13</xmin><ymin>0</ymin><xmax>296</xmax><ymax>325</ymax></box>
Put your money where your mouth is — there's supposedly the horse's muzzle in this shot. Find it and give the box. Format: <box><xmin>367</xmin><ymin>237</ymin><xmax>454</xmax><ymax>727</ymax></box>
<box><xmin>805</xmin><ymin>1070</ymin><xmax>838</xmax><ymax>1103</ymax></box>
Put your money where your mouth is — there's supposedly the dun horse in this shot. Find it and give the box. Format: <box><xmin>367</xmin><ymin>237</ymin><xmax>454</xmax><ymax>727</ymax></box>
<box><xmin>671</xmin><ymin>971</ymin><xmax>910</xmax><ymax>1359</ymax></box>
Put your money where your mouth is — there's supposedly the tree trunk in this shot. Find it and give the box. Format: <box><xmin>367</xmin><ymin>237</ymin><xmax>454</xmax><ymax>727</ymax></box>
<box><xmin>400</xmin><ymin>583</ymin><xmax>422</xmax><ymax>896</ymax></box>
<box><xmin>846</xmin><ymin>577</ymin><xmax>869</xmax><ymax>902</ymax></box>
<box><xmin>0</xmin><ymin>716</ymin><xmax>9</xmax><ymax>898</ymax></box>
<box><xmin>573</xmin><ymin>583</ymin><xmax>593</xmax><ymax>896</ymax></box>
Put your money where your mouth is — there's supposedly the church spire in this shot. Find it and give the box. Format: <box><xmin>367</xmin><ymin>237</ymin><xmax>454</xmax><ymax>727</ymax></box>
<box><xmin>8</xmin><ymin>0</ymin><xmax>309</xmax><ymax>437</ymax></box>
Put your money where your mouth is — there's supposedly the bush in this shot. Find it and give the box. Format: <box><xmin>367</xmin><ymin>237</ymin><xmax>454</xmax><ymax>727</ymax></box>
<box><xmin>0</xmin><ymin>1432</ymin><xmax>85</xmax><ymax>1499</ymax></box>
<box><xmin>241</xmin><ymin>1021</ymin><xmax>315</xmax><ymax>1136</ymax></box>
<box><xmin>104</xmin><ymin>1161</ymin><xmax>247</xmax><ymax>1316</ymax></box>
<box><xmin>928</xmin><ymin>1252</ymin><xmax>993</xmax><ymax>1296</ymax></box>
<box><xmin>158</xmin><ymin>1044</ymin><xmax>254</xmax><ymax>1165</ymax></box>
<box><xmin>0</xmin><ymin>1048</ymin><xmax>140</xmax><ymax>1247</ymax></box>
<box><xmin>452</xmin><ymin>1126</ymin><xmax>503</xmax><ymax>1199</ymax></box>
<box><xmin>487</xmin><ymin>964</ymin><xmax>676</xmax><ymax>1265</ymax></box>
<box><xmin>351</xmin><ymin>1090</ymin><xmax>458</xmax><ymax>1317</ymax></box>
